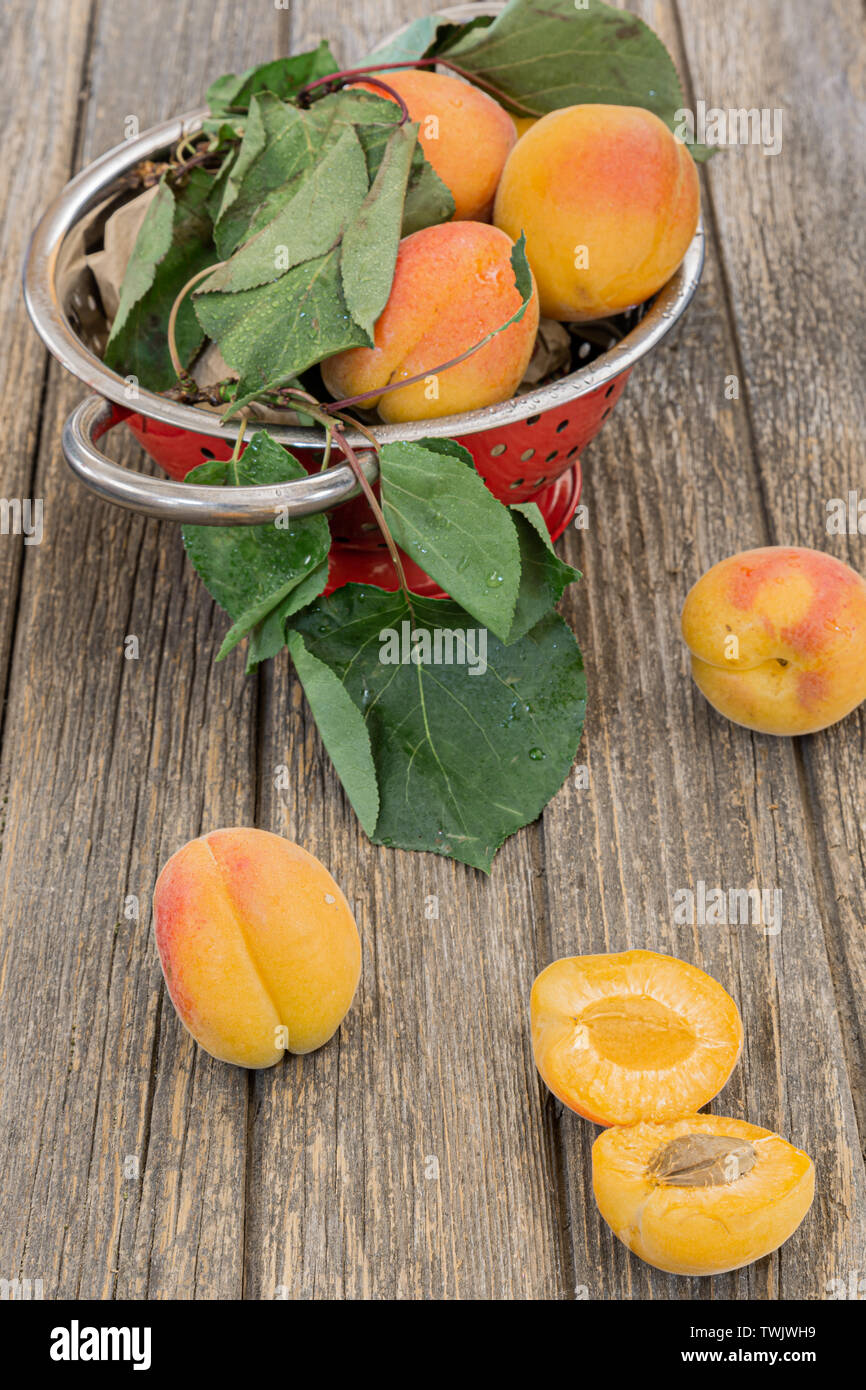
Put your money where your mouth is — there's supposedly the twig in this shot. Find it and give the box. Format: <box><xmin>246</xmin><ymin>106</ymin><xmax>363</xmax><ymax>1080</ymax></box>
<box><xmin>279</xmin><ymin>389</ymin><xmax>412</xmax><ymax>600</ymax></box>
<box><xmin>296</xmin><ymin>58</ymin><xmax>539</xmax><ymax>119</ymax></box>
<box><xmin>166</xmin><ymin>262</ymin><xmax>227</xmax><ymax>380</ymax></box>
<box><xmin>296</xmin><ymin>70</ymin><xmax>411</xmax><ymax>124</ymax></box>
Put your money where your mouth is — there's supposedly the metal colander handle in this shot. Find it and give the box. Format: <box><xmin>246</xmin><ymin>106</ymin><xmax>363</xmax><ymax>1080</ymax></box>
<box><xmin>62</xmin><ymin>396</ymin><xmax>379</xmax><ymax>525</ymax></box>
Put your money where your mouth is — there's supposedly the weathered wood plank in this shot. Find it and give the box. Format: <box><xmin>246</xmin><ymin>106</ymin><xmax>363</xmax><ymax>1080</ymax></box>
<box><xmin>0</xmin><ymin>0</ymin><xmax>92</xmax><ymax>706</ymax></box>
<box><xmin>537</xmin><ymin>0</ymin><xmax>866</xmax><ymax>1297</ymax></box>
<box><xmin>241</xmin><ymin>0</ymin><xmax>572</xmax><ymax>1301</ymax></box>
<box><xmin>1</xmin><ymin>0</ymin><xmax>862</xmax><ymax>1303</ymax></box>
<box><xmin>676</xmin><ymin>0</ymin><xmax>866</xmax><ymax>1145</ymax></box>
<box><xmin>0</xmin><ymin>0</ymin><xmax>280</xmax><ymax>1300</ymax></box>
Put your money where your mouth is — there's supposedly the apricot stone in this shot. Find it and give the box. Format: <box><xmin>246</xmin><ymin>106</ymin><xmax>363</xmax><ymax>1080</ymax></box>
<box><xmin>494</xmin><ymin>103</ymin><xmax>700</xmax><ymax>320</ymax></box>
<box><xmin>530</xmin><ymin>950</ymin><xmax>743</xmax><ymax>1127</ymax></box>
<box><xmin>321</xmin><ymin>221</ymin><xmax>539</xmax><ymax>423</ymax></box>
<box><xmin>153</xmin><ymin>828</ymin><xmax>361</xmax><ymax>1068</ymax></box>
<box><xmin>353</xmin><ymin>68</ymin><xmax>516</xmax><ymax>221</ymax></box>
<box><xmin>593</xmin><ymin>1114</ymin><xmax>815</xmax><ymax>1275</ymax></box>
<box><xmin>681</xmin><ymin>546</ymin><xmax>866</xmax><ymax>735</ymax></box>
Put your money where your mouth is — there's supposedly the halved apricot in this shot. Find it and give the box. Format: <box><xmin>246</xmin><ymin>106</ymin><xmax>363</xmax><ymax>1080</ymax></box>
<box><xmin>592</xmin><ymin>1114</ymin><xmax>815</xmax><ymax>1275</ymax></box>
<box><xmin>530</xmin><ymin>950</ymin><xmax>743</xmax><ymax>1126</ymax></box>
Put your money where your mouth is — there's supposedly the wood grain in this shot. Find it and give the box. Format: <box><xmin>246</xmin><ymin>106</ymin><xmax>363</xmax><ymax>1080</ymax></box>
<box><xmin>0</xmin><ymin>0</ymin><xmax>279</xmax><ymax>1301</ymax></box>
<box><xmin>676</xmin><ymin>0</ymin><xmax>866</xmax><ymax>1146</ymax></box>
<box><xmin>539</xmin><ymin>0</ymin><xmax>866</xmax><ymax>1298</ymax></box>
<box><xmin>244</xmin><ymin>0</ymin><xmax>570</xmax><ymax>1302</ymax></box>
<box><xmin>0</xmin><ymin>0</ymin><xmax>863</xmax><ymax>1301</ymax></box>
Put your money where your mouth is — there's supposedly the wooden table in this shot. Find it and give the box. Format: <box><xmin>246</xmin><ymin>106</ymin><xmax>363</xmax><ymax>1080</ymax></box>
<box><xmin>1</xmin><ymin>0</ymin><xmax>864</xmax><ymax>1301</ymax></box>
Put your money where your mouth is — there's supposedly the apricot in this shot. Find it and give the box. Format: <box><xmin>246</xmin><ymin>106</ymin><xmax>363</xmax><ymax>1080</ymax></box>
<box><xmin>593</xmin><ymin>1114</ymin><xmax>815</xmax><ymax>1275</ymax></box>
<box><xmin>493</xmin><ymin>104</ymin><xmax>700</xmax><ymax>321</ymax></box>
<box><xmin>321</xmin><ymin>221</ymin><xmax>539</xmax><ymax>423</ymax></box>
<box><xmin>353</xmin><ymin>68</ymin><xmax>516</xmax><ymax>221</ymax></box>
<box><xmin>681</xmin><ymin>546</ymin><xmax>866</xmax><ymax>736</ymax></box>
<box><xmin>153</xmin><ymin>828</ymin><xmax>361</xmax><ymax>1068</ymax></box>
<box><xmin>530</xmin><ymin>950</ymin><xmax>742</xmax><ymax>1127</ymax></box>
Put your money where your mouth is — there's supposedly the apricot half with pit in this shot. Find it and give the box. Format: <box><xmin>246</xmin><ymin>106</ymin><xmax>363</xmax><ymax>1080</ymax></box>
<box><xmin>530</xmin><ymin>950</ymin><xmax>743</xmax><ymax>1126</ymax></box>
<box><xmin>592</xmin><ymin>1114</ymin><xmax>815</xmax><ymax>1275</ymax></box>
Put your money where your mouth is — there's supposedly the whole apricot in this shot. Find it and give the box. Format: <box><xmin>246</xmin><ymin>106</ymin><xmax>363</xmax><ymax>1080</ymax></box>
<box><xmin>531</xmin><ymin>950</ymin><xmax>742</xmax><ymax>1127</ymax></box>
<box><xmin>321</xmin><ymin>221</ymin><xmax>539</xmax><ymax>423</ymax></box>
<box><xmin>153</xmin><ymin>828</ymin><xmax>361</xmax><ymax>1068</ymax></box>
<box><xmin>593</xmin><ymin>1114</ymin><xmax>815</xmax><ymax>1275</ymax></box>
<box><xmin>681</xmin><ymin>546</ymin><xmax>866</xmax><ymax>735</ymax></box>
<box><xmin>494</xmin><ymin>104</ymin><xmax>700</xmax><ymax>320</ymax></box>
<box><xmin>353</xmin><ymin>68</ymin><xmax>516</xmax><ymax>221</ymax></box>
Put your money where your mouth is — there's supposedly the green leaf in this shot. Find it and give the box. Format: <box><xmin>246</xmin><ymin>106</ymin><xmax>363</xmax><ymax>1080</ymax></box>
<box><xmin>340</xmin><ymin>123</ymin><xmax>417</xmax><ymax>336</ymax></box>
<box><xmin>507</xmin><ymin>503</ymin><xmax>579</xmax><ymax>643</ymax></box>
<box><xmin>213</xmin><ymin>89</ymin><xmax>404</xmax><ymax>261</ymax></box>
<box><xmin>104</xmin><ymin>170</ymin><xmax>216</xmax><ymax>390</ymax></box>
<box><xmin>207</xmin><ymin>42</ymin><xmax>338</xmax><ymax>114</ymax></box>
<box><xmin>400</xmin><ymin>153</ymin><xmax>454</xmax><ymax>236</ymax></box>
<box><xmin>213</xmin><ymin>94</ymin><xmax>318</xmax><ymax>259</ymax></box>
<box><xmin>366</xmin><ymin>14</ymin><xmax>493</xmax><ymax>65</ymax></box>
<box><xmin>202</xmin><ymin>126</ymin><xmax>370</xmax><ymax>294</ymax></box>
<box><xmin>415</xmin><ymin>438</ymin><xmax>476</xmax><ymax>466</ymax></box>
<box><xmin>208</xmin><ymin>96</ymin><xmax>269</xmax><ymax>231</ymax></box>
<box><xmin>197</xmin><ymin>90</ymin><xmax>454</xmax><ymax>413</ymax></box>
<box><xmin>106</xmin><ymin>180</ymin><xmax>174</xmax><ymax>331</ymax></box>
<box><xmin>303</xmin><ymin>88</ymin><xmax>453</xmax><ymax>232</ymax></box>
<box><xmin>365</xmin><ymin>15</ymin><xmax>447</xmax><ymax>65</ymax></box>
<box><xmin>509</xmin><ymin>232</ymin><xmax>532</xmax><ymax>312</ymax></box>
<box><xmin>289</xmin><ymin>586</ymin><xmax>587</xmax><ymax>872</ymax></box>
<box><xmin>194</xmin><ymin>245</ymin><xmax>370</xmax><ymax>415</ymax></box>
<box><xmin>379</xmin><ymin>440</ymin><xmax>520</xmax><ymax>642</ymax></box>
<box><xmin>286</xmin><ymin>631</ymin><xmax>380</xmax><ymax>837</ymax></box>
<box><xmin>181</xmin><ymin>432</ymin><xmax>330</xmax><ymax>660</ymax></box>
<box><xmin>246</xmin><ymin>560</ymin><xmax>330</xmax><ymax>672</ymax></box>
<box><xmin>447</xmin><ymin>0</ymin><xmax>685</xmax><ymax>132</ymax></box>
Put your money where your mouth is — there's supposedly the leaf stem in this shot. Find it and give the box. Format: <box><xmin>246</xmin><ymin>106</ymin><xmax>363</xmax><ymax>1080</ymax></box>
<box><xmin>296</xmin><ymin>69</ymin><xmax>411</xmax><ymax>124</ymax></box>
<box><xmin>171</xmin><ymin>147</ymin><xmax>228</xmax><ymax>181</ymax></box>
<box><xmin>296</xmin><ymin>57</ymin><xmax>539</xmax><ymax>118</ymax></box>
<box><xmin>335</xmin><ymin>425</ymin><xmax>412</xmax><ymax>601</ymax></box>
<box><xmin>228</xmin><ymin>410</ymin><xmax>250</xmax><ymax>483</ymax></box>
<box><xmin>166</xmin><ymin>261</ymin><xmax>227</xmax><ymax>380</ymax></box>
<box><xmin>279</xmin><ymin>389</ymin><xmax>412</xmax><ymax>601</ymax></box>
<box><xmin>322</xmin><ymin>316</ymin><xmax>522</xmax><ymax>414</ymax></box>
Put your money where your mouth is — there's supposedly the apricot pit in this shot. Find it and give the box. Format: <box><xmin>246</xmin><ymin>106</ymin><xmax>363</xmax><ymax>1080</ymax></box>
<box><xmin>593</xmin><ymin>1115</ymin><xmax>815</xmax><ymax>1275</ymax></box>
